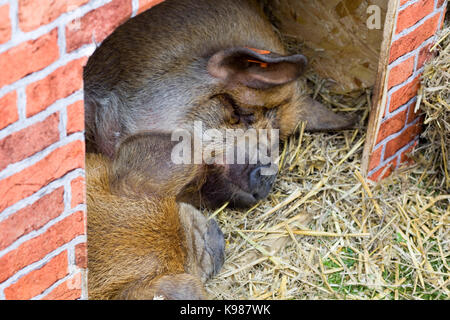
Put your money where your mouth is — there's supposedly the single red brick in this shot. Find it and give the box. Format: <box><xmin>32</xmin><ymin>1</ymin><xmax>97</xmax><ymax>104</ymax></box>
<box><xmin>66</xmin><ymin>100</ymin><xmax>84</xmax><ymax>134</ymax></box>
<box><xmin>437</xmin><ymin>0</ymin><xmax>446</xmax><ymax>8</ymax></box>
<box><xmin>0</xmin><ymin>112</ymin><xmax>60</xmax><ymax>171</ymax></box>
<box><xmin>368</xmin><ymin>159</ymin><xmax>398</xmax><ymax>182</ymax></box>
<box><xmin>387</xmin><ymin>56</ymin><xmax>415</xmax><ymax>89</ymax></box>
<box><xmin>395</xmin><ymin>0</ymin><xmax>434</xmax><ymax>34</ymax></box>
<box><xmin>0</xmin><ymin>4</ymin><xmax>11</xmax><ymax>44</ymax></box>
<box><xmin>138</xmin><ymin>0</ymin><xmax>165</xmax><ymax>14</ymax></box>
<box><xmin>389</xmin><ymin>76</ymin><xmax>421</xmax><ymax>113</ymax></box>
<box><xmin>66</xmin><ymin>0</ymin><xmax>132</xmax><ymax>52</ymax></box>
<box><xmin>384</xmin><ymin>122</ymin><xmax>422</xmax><ymax>160</ymax></box>
<box><xmin>0</xmin><ymin>211</ymin><xmax>85</xmax><ymax>283</ymax></box>
<box><xmin>4</xmin><ymin>251</ymin><xmax>68</xmax><ymax>300</ymax></box>
<box><xmin>42</xmin><ymin>272</ymin><xmax>82</xmax><ymax>300</ymax></box>
<box><xmin>417</xmin><ymin>43</ymin><xmax>435</xmax><ymax>70</ymax></box>
<box><xmin>0</xmin><ymin>29</ymin><xmax>59</xmax><ymax>88</ymax></box>
<box><xmin>18</xmin><ymin>0</ymin><xmax>89</xmax><ymax>32</ymax></box>
<box><xmin>368</xmin><ymin>146</ymin><xmax>382</xmax><ymax>172</ymax></box>
<box><xmin>376</xmin><ymin>109</ymin><xmax>408</xmax><ymax>144</ymax></box>
<box><xmin>0</xmin><ymin>187</ymin><xmax>64</xmax><ymax>251</ymax></box>
<box><xmin>70</xmin><ymin>176</ymin><xmax>85</xmax><ymax>208</ymax></box>
<box><xmin>74</xmin><ymin>242</ymin><xmax>87</xmax><ymax>269</ymax></box>
<box><xmin>26</xmin><ymin>58</ymin><xmax>87</xmax><ymax>117</ymax></box>
<box><xmin>389</xmin><ymin>13</ymin><xmax>441</xmax><ymax>63</ymax></box>
<box><xmin>0</xmin><ymin>140</ymin><xmax>85</xmax><ymax>212</ymax></box>
<box><xmin>0</xmin><ymin>91</ymin><xmax>18</xmax><ymax>130</ymax></box>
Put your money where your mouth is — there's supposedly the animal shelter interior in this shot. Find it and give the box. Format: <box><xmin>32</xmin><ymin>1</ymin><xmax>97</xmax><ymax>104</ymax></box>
<box><xmin>0</xmin><ymin>0</ymin><xmax>448</xmax><ymax>300</ymax></box>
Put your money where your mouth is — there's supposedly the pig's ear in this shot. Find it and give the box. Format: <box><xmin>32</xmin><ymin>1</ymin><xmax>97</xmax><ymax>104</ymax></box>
<box><xmin>300</xmin><ymin>97</ymin><xmax>358</xmax><ymax>132</ymax></box>
<box><xmin>207</xmin><ymin>47</ymin><xmax>307</xmax><ymax>89</ymax></box>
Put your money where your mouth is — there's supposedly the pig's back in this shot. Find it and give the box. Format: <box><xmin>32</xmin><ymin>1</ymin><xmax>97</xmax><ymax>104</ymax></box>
<box><xmin>83</xmin><ymin>0</ymin><xmax>284</xmax><ymax>152</ymax></box>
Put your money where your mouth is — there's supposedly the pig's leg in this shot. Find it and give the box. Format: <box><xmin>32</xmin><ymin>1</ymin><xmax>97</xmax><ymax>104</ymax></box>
<box><xmin>178</xmin><ymin>203</ymin><xmax>225</xmax><ymax>282</ymax></box>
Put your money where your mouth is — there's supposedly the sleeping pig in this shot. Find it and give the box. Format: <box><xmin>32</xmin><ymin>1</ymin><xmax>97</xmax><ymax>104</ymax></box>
<box><xmin>84</xmin><ymin>0</ymin><xmax>355</xmax><ymax>209</ymax></box>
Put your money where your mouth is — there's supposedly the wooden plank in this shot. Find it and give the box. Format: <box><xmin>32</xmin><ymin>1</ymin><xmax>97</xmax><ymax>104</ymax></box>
<box><xmin>360</xmin><ymin>0</ymin><xmax>399</xmax><ymax>176</ymax></box>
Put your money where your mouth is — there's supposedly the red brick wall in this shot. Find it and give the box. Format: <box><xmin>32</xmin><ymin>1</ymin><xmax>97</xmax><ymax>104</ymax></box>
<box><xmin>0</xmin><ymin>0</ymin><xmax>163</xmax><ymax>300</ymax></box>
<box><xmin>367</xmin><ymin>0</ymin><xmax>447</xmax><ymax>181</ymax></box>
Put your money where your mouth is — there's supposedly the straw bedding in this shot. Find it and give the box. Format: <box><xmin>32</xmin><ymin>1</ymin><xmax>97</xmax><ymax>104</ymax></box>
<box><xmin>205</xmin><ymin>17</ymin><xmax>450</xmax><ymax>300</ymax></box>
<box><xmin>420</xmin><ymin>16</ymin><xmax>450</xmax><ymax>192</ymax></box>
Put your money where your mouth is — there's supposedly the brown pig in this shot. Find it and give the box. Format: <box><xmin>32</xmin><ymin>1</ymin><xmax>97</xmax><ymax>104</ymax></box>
<box><xmin>84</xmin><ymin>0</ymin><xmax>355</xmax><ymax>209</ymax></box>
<box><xmin>87</xmin><ymin>133</ymin><xmax>225</xmax><ymax>300</ymax></box>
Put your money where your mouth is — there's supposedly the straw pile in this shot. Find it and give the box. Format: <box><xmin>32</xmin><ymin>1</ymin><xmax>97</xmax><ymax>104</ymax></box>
<box><xmin>419</xmin><ymin>17</ymin><xmax>450</xmax><ymax>192</ymax></box>
<box><xmin>205</xmin><ymin>18</ymin><xmax>449</xmax><ymax>300</ymax></box>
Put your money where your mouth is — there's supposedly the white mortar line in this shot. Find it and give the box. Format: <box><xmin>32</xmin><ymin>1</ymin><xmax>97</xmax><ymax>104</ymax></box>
<box><xmin>63</xmin><ymin>177</ymin><xmax>73</xmax><ymax>213</ymax></box>
<box><xmin>67</xmin><ymin>244</ymin><xmax>76</xmax><ymax>273</ymax></box>
<box><xmin>379</xmin><ymin>143</ymin><xmax>386</xmax><ymax>166</ymax></box>
<box><xmin>437</xmin><ymin>1</ymin><xmax>448</xmax><ymax>26</ymax></box>
<box><xmin>7</xmin><ymin>0</ymin><xmax>18</xmax><ymax>36</ymax></box>
<box><xmin>399</xmin><ymin>0</ymin><xmax>421</xmax><ymax>11</ymax></box>
<box><xmin>59</xmin><ymin>104</ymin><xmax>68</xmax><ymax>141</ymax></box>
<box><xmin>16</xmin><ymin>86</ymin><xmax>26</xmax><ymax>121</ymax></box>
<box><xmin>80</xmin><ymin>267</ymin><xmax>88</xmax><ymax>300</ymax></box>
<box><xmin>57</xmin><ymin>24</ymin><xmax>67</xmax><ymax>57</ymax></box>
<box><xmin>131</xmin><ymin>0</ymin><xmax>139</xmax><ymax>17</ymax></box>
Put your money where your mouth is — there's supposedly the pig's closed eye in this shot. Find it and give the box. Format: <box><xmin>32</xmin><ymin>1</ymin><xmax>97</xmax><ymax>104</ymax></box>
<box><xmin>217</xmin><ymin>93</ymin><xmax>255</xmax><ymax>126</ymax></box>
<box><xmin>239</xmin><ymin>111</ymin><xmax>255</xmax><ymax>125</ymax></box>
<box><xmin>230</xmin><ymin>107</ymin><xmax>255</xmax><ymax>126</ymax></box>
<box><xmin>229</xmin><ymin>110</ymin><xmax>240</xmax><ymax>125</ymax></box>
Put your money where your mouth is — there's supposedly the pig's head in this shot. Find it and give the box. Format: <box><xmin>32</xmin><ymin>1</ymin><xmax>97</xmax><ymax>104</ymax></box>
<box><xmin>168</xmin><ymin>47</ymin><xmax>306</xmax><ymax>208</ymax></box>
<box><xmin>171</xmin><ymin>45</ymin><xmax>347</xmax><ymax>209</ymax></box>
